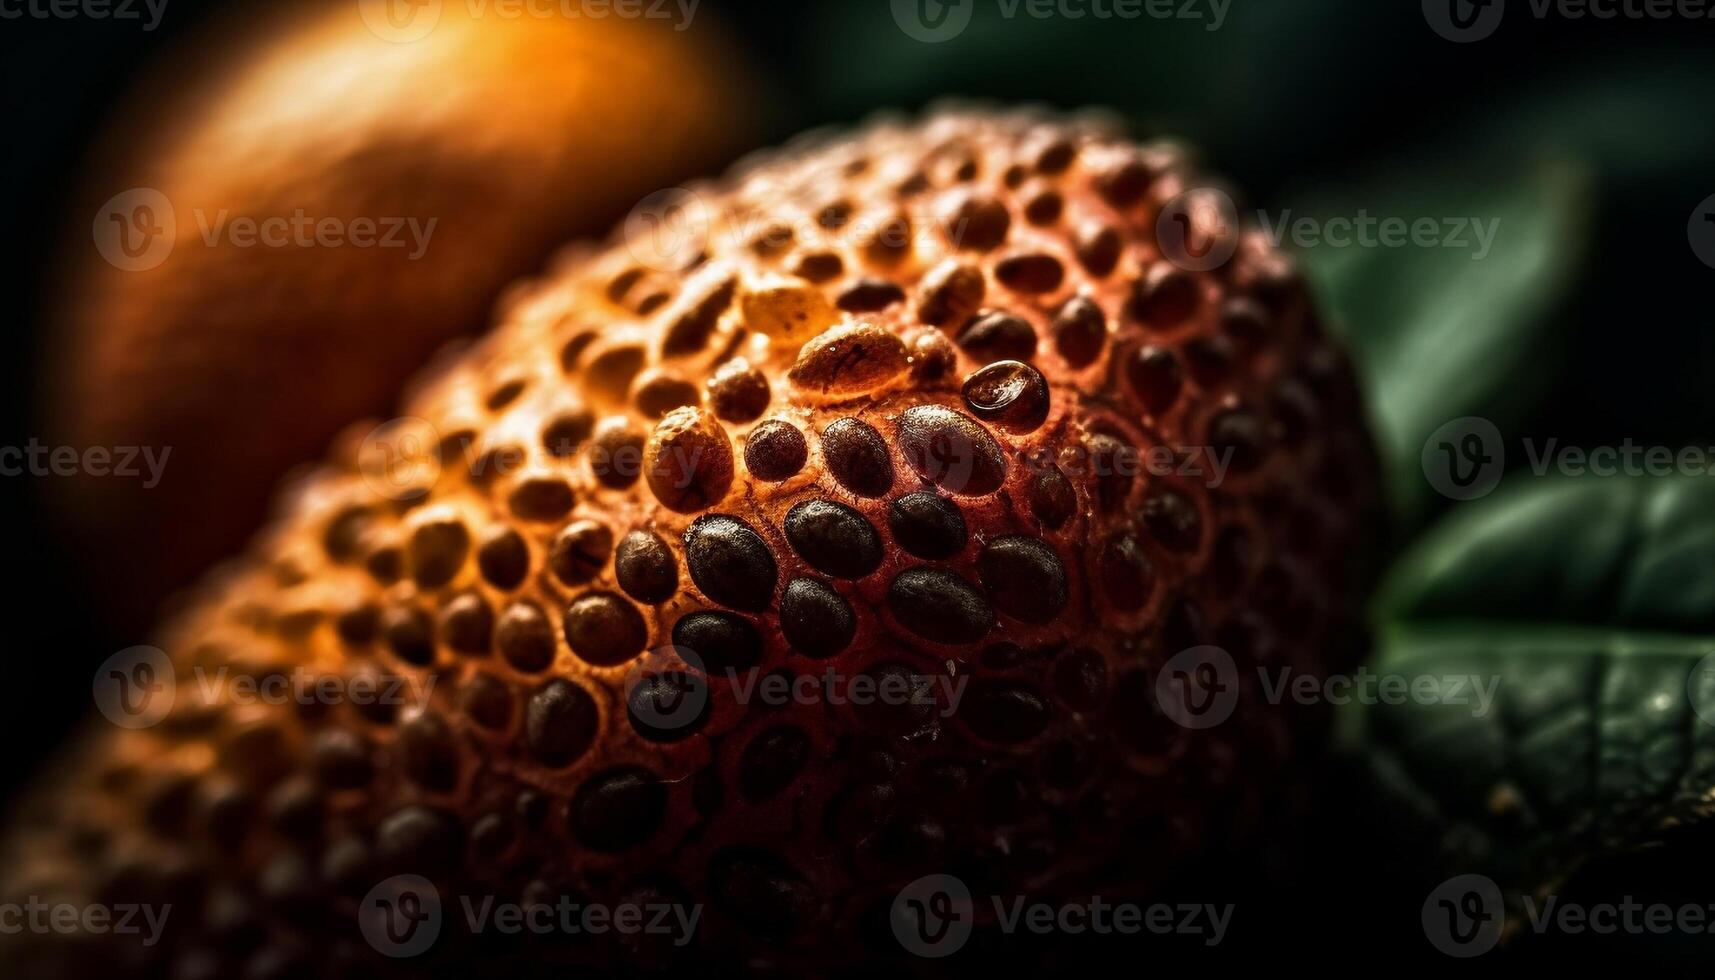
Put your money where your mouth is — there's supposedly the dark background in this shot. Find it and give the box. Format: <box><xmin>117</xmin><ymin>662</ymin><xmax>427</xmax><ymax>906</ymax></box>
<box><xmin>1</xmin><ymin>0</ymin><xmax>1712</xmax><ymax>969</ymax></box>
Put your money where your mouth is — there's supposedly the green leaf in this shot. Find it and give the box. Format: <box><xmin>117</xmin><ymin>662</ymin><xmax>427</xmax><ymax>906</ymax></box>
<box><xmin>1349</xmin><ymin>474</ymin><xmax>1715</xmax><ymax>894</ymax></box>
<box><xmin>1298</xmin><ymin>160</ymin><xmax>1591</xmax><ymax>523</ymax></box>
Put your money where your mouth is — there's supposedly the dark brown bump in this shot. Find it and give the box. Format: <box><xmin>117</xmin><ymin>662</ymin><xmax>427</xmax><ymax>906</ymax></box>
<box><xmin>1144</xmin><ymin>487</ymin><xmax>1204</xmax><ymax>552</ymax></box>
<box><xmin>907</xmin><ymin>330</ymin><xmax>957</xmax><ymax>386</ymax></box>
<box><xmin>1052</xmin><ymin>648</ymin><xmax>1108</xmax><ymax>711</ymax></box>
<box><xmin>821</xmin><ymin>417</ymin><xmax>894</xmax><ymax>498</ymax></box>
<box><xmin>628</xmin><ymin>669</ymin><xmax>708</xmax><ymax>743</ymax></box>
<box><xmin>707</xmin><ymin>358</ymin><xmax>771</xmax><ymax>423</ymax></box>
<box><xmin>438</xmin><ymin>593</ymin><xmax>492</xmax><ymax>656</ymax></box>
<box><xmin>744</xmin><ymin>420</ymin><xmax>808</xmax><ymax>482</ymax></box>
<box><xmin>836</xmin><ymin>278</ymin><xmax>906</xmax><ymax>313</ymax></box>
<box><xmin>1183</xmin><ymin>334</ymin><xmax>1236</xmax><ymax>388</ymax></box>
<box><xmin>864</xmin><ymin>214</ymin><xmax>912</xmax><ymax>265</ymax></box>
<box><xmin>408</xmin><ymin>518</ymin><xmax>469</xmax><ymax>589</ymax></box>
<box><xmin>585</xmin><ymin>345</ymin><xmax>649</xmax><ymax>403</ymax></box>
<box><xmin>955</xmin><ymin>311</ymin><xmax>1037</xmax><ymax>363</ymax></box>
<box><xmin>789</xmin><ymin>321</ymin><xmax>909</xmax><ymax>396</ymax></box>
<box><xmin>376</xmin><ymin>805</ymin><xmax>463</xmax><ymax>877</ymax></box>
<box><xmin>1075</xmin><ymin>224</ymin><xmax>1123</xmax><ymax>277</ymax></box>
<box><xmin>589</xmin><ymin>418</ymin><xmax>645</xmax><ymax>489</ymax></box>
<box><xmin>994</xmin><ymin>252</ymin><xmax>1065</xmax><ymax>294</ymax></box>
<box><xmin>739</xmin><ymin>728</ymin><xmax>812</xmax><ymax>801</ymax></box>
<box><xmin>570</xmin><ymin>767</ymin><xmax>667</xmax><ymax>852</ymax></box>
<box><xmin>477</xmin><ymin>527</ymin><xmax>529</xmax><ymax>590</ymax></box>
<box><xmin>780</xmin><ymin>578</ymin><xmax>856</xmax><ymax>658</ymax></box>
<box><xmin>1091</xmin><ymin>434</ymin><xmax>1144</xmax><ymax>516</ymax></box>
<box><xmin>460</xmin><ymin>673</ymin><xmax>513</xmax><ymax>731</ymax></box>
<box><xmin>709</xmin><ymin>847</ymin><xmax>813</xmax><ymax>941</ymax></box>
<box><xmin>1051</xmin><ymin>295</ymin><xmax>1107</xmax><ymax>368</ymax></box>
<box><xmin>942</xmin><ymin>192</ymin><xmax>1011</xmax><ymax>251</ymax></box>
<box><xmin>323</xmin><ymin>506</ymin><xmax>372</xmax><ymax>563</ymax></box>
<box><xmin>1098</xmin><ymin>534</ymin><xmax>1153</xmax><ymax>611</ymax></box>
<box><xmin>382</xmin><ymin>605</ymin><xmax>435</xmax><ymax>666</ymax></box>
<box><xmin>311</xmin><ymin>730</ymin><xmax>373</xmax><ymax>791</ymax></box>
<box><xmin>644</xmin><ymin>407</ymin><xmax>734</xmax><ymax>513</ymax></box>
<box><xmin>563</xmin><ymin>591</ymin><xmax>648</xmax><ymax>666</ymax></box>
<box><xmin>916</xmin><ymin>261</ymin><xmax>985</xmax><ymax>327</ymax></box>
<box><xmin>549</xmin><ymin>520</ymin><xmax>613</xmax><ymax>586</ymax></box>
<box><xmin>1125</xmin><ymin>345</ymin><xmax>1184</xmax><ymax>415</ymax></box>
<box><xmin>683</xmin><ymin>515</ymin><xmax>778</xmax><ymax>611</ymax></box>
<box><xmin>784</xmin><ymin>499</ymin><xmax>883</xmax><ymax>579</ymax></box>
<box><xmin>496</xmin><ymin>601</ymin><xmax>556</xmax><ymax>672</ymax></box>
<box><xmin>896</xmin><ymin>405</ymin><xmax>1007</xmax><ymax>496</ymax></box>
<box><xmin>960</xmin><ymin>682</ymin><xmax>1050</xmax><ymax>744</ymax></box>
<box><xmin>615</xmin><ymin>531</ymin><xmax>679</xmax><ymax>603</ymax></box>
<box><xmin>1093</xmin><ymin>155</ymin><xmax>1151</xmax><ymax>207</ymax></box>
<box><xmin>1023</xmin><ymin>189</ymin><xmax>1063</xmax><ymax>225</ymax></box>
<box><xmin>672</xmin><ymin>611</ymin><xmax>763</xmax><ymax>672</ymax></box>
<box><xmin>977</xmin><ymin>536</ymin><xmax>1069</xmax><ymax>624</ymax></box>
<box><xmin>486</xmin><ymin>378</ymin><xmax>526</xmax><ymax>411</ymax></box>
<box><xmin>1029</xmin><ymin>465</ymin><xmax>1076</xmax><ymax>529</ymax></box>
<box><xmin>887</xmin><ymin>491</ymin><xmax>967</xmax><ymax>559</ymax></box>
<box><xmin>542</xmin><ymin>410</ymin><xmax>594</xmax><ymax>457</ymax></box>
<box><xmin>1208</xmin><ymin>406</ymin><xmax>1274</xmax><ymax>474</ymax></box>
<box><xmin>661</xmin><ymin>274</ymin><xmax>737</xmax><ymax>357</ymax></box>
<box><xmin>559</xmin><ymin>331</ymin><xmax>597</xmax><ymax>372</ymax></box>
<box><xmin>399</xmin><ymin>711</ymin><xmax>460</xmax><ymax>794</ymax></box>
<box><xmin>633</xmin><ymin>372</ymin><xmax>702</xmax><ymax>419</ymax></box>
<box><xmin>508</xmin><ymin>476</ymin><xmax>575</xmax><ymax>522</ymax></box>
<box><xmin>525</xmin><ymin>679</ymin><xmax>598</xmax><ymax>768</ymax></box>
<box><xmin>962</xmin><ymin>360</ymin><xmax>1050</xmax><ymax>433</ymax></box>
<box><xmin>886</xmin><ymin>568</ymin><xmax>995</xmax><ymax>644</ymax></box>
<box><xmin>1128</xmin><ymin>263</ymin><xmax>1201</xmax><ymax>327</ymax></box>
<box><xmin>790</xmin><ymin>251</ymin><xmax>843</xmax><ymax>283</ymax></box>
<box><xmin>1034</xmin><ymin>137</ymin><xmax>1076</xmax><ymax>173</ymax></box>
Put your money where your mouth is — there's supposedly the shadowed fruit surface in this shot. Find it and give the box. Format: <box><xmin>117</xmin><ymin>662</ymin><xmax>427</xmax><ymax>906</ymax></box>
<box><xmin>4</xmin><ymin>109</ymin><xmax>1378</xmax><ymax>975</ymax></box>
<box><xmin>43</xmin><ymin>0</ymin><xmax>749</xmax><ymax>631</ymax></box>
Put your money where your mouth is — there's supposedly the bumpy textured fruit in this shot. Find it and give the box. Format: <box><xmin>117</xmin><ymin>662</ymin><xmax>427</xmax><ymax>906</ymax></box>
<box><xmin>4</xmin><ymin>109</ymin><xmax>1377</xmax><ymax>975</ymax></box>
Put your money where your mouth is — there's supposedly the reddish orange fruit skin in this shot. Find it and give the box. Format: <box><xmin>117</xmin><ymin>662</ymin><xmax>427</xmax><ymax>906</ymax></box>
<box><xmin>5</xmin><ymin>109</ymin><xmax>1377</xmax><ymax>976</ymax></box>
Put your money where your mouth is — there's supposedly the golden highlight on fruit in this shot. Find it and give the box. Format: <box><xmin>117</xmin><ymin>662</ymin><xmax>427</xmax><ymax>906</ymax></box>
<box><xmin>6</xmin><ymin>109</ymin><xmax>1377</xmax><ymax>975</ymax></box>
<box><xmin>43</xmin><ymin>0</ymin><xmax>752</xmax><ymax>629</ymax></box>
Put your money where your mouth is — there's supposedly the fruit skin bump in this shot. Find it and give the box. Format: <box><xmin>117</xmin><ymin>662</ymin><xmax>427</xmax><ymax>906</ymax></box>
<box><xmin>2</xmin><ymin>109</ymin><xmax>1378</xmax><ymax>975</ymax></box>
